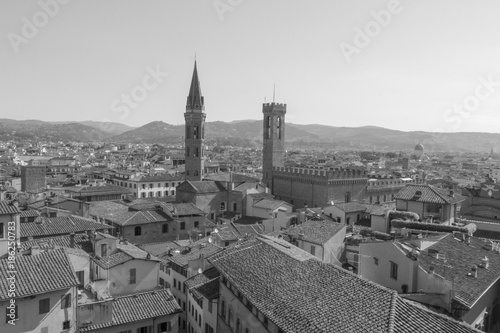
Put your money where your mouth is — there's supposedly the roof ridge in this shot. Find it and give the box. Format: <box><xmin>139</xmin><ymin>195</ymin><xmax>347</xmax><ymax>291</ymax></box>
<box><xmin>387</xmin><ymin>291</ymin><xmax>398</xmax><ymax>333</ymax></box>
<box><xmin>190</xmin><ymin>276</ymin><xmax>220</xmax><ymax>290</ymax></box>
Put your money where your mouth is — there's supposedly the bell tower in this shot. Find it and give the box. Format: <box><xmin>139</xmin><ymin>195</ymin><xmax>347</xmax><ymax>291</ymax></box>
<box><xmin>262</xmin><ymin>102</ymin><xmax>286</xmax><ymax>191</ymax></box>
<box><xmin>184</xmin><ymin>61</ymin><xmax>206</xmax><ymax>181</ymax></box>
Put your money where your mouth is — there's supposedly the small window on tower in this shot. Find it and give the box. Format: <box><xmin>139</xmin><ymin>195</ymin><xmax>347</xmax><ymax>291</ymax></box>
<box><xmin>277</xmin><ymin>116</ymin><xmax>282</xmax><ymax>139</ymax></box>
<box><xmin>186</xmin><ymin>125</ymin><xmax>191</xmax><ymax>139</ymax></box>
<box><xmin>186</xmin><ymin>147</ymin><xmax>190</xmax><ymax>157</ymax></box>
<box><xmin>266</xmin><ymin>116</ymin><xmax>271</xmax><ymax>139</ymax></box>
<box><xmin>194</xmin><ymin>125</ymin><xmax>199</xmax><ymax>139</ymax></box>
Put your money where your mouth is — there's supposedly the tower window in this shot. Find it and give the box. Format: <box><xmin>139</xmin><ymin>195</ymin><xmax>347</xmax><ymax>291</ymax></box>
<box><xmin>186</xmin><ymin>125</ymin><xmax>191</xmax><ymax>139</ymax></box>
<box><xmin>195</xmin><ymin>147</ymin><xmax>199</xmax><ymax>157</ymax></box>
<box><xmin>277</xmin><ymin>116</ymin><xmax>282</xmax><ymax>139</ymax></box>
<box><xmin>266</xmin><ymin>116</ymin><xmax>271</xmax><ymax>139</ymax></box>
<box><xmin>194</xmin><ymin>125</ymin><xmax>199</xmax><ymax>139</ymax></box>
<box><xmin>186</xmin><ymin>147</ymin><xmax>190</xmax><ymax>157</ymax></box>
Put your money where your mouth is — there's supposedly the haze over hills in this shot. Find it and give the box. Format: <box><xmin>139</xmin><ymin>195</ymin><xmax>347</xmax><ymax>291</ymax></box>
<box><xmin>0</xmin><ymin>118</ymin><xmax>498</xmax><ymax>152</ymax></box>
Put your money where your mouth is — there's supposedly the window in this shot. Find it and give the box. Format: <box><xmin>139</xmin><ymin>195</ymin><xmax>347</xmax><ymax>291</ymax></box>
<box><xmin>220</xmin><ymin>202</ymin><xmax>226</xmax><ymax>211</ymax></box>
<box><xmin>390</xmin><ymin>261</ymin><xmax>398</xmax><ymax>280</ymax></box>
<box><xmin>233</xmin><ymin>202</ymin><xmax>237</xmax><ymax>212</ymax></box>
<box><xmin>149</xmin><ymin>183</ymin><xmax>153</xmax><ymax>189</ymax></box>
<box><xmin>180</xmin><ymin>222</ymin><xmax>185</xmax><ymax>230</ymax></box>
<box><xmin>195</xmin><ymin>147</ymin><xmax>199</xmax><ymax>157</ymax></box>
<box><xmin>158</xmin><ymin>322</ymin><xmax>171</xmax><ymax>332</ymax></box>
<box><xmin>39</xmin><ymin>298</ymin><xmax>50</xmax><ymax>314</ymax></box>
<box><xmin>208</xmin><ymin>300</ymin><xmax>213</xmax><ymax>313</ymax></box>
<box><xmin>76</xmin><ymin>270</ymin><xmax>84</xmax><ymax>287</ymax></box>
<box><xmin>162</xmin><ymin>224</ymin><xmax>169</xmax><ymax>233</ymax></box>
<box><xmin>220</xmin><ymin>299</ymin><xmax>226</xmax><ymax>319</ymax></box>
<box><xmin>171</xmin><ymin>190</ymin><xmax>175</xmax><ymax>195</ymax></box>
<box><xmin>236</xmin><ymin>318</ymin><xmax>242</xmax><ymax>333</ymax></box>
<box><xmin>5</xmin><ymin>305</ymin><xmax>18</xmax><ymax>322</ymax></box>
<box><xmin>148</xmin><ymin>192</ymin><xmax>153</xmax><ymax>198</ymax></box>
<box><xmin>310</xmin><ymin>245</ymin><xmax>316</xmax><ymax>256</ymax></box>
<box><xmin>263</xmin><ymin>316</ymin><xmax>268</xmax><ymax>328</ymax></box>
<box><xmin>61</xmin><ymin>294</ymin><xmax>71</xmax><ymax>309</ymax></box>
<box><xmin>205</xmin><ymin>324</ymin><xmax>214</xmax><ymax>333</ymax></box>
<box><xmin>157</xmin><ymin>191</ymin><xmax>161</xmax><ymax>197</ymax></box>
<box><xmin>135</xmin><ymin>226</ymin><xmax>142</xmax><ymax>236</ymax></box>
<box><xmin>129</xmin><ymin>268</ymin><xmax>136</xmax><ymax>284</ymax></box>
<box><xmin>194</xmin><ymin>221</ymin><xmax>199</xmax><ymax>229</ymax></box>
<box><xmin>0</xmin><ymin>223</ymin><xmax>3</xmax><ymax>238</ymax></box>
<box><xmin>228</xmin><ymin>308</ymin><xmax>233</xmax><ymax>328</ymax></box>
<box><xmin>374</xmin><ymin>257</ymin><xmax>379</xmax><ymax>265</ymax></box>
<box><xmin>101</xmin><ymin>243</ymin><xmax>107</xmax><ymax>257</ymax></box>
<box><xmin>137</xmin><ymin>326</ymin><xmax>151</xmax><ymax>333</ymax></box>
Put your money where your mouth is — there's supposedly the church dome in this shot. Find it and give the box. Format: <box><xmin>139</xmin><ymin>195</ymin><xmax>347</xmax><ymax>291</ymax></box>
<box><xmin>414</xmin><ymin>143</ymin><xmax>424</xmax><ymax>151</ymax></box>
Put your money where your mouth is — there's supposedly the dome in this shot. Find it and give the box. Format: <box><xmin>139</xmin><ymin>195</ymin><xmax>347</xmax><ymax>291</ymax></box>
<box><xmin>414</xmin><ymin>143</ymin><xmax>424</xmax><ymax>151</ymax></box>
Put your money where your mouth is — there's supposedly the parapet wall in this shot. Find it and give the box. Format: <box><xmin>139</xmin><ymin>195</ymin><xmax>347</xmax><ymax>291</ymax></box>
<box><xmin>273</xmin><ymin>166</ymin><xmax>367</xmax><ymax>179</ymax></box>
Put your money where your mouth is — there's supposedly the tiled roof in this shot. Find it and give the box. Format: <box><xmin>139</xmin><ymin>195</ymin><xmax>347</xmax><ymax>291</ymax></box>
<box><xmin>167</xmin><ymin>243</ymin><xmax>223</xmax><ymax>267</ymax></box>
<box><xmin>183</xmin><ymin>180</ymin><xmax>224</xmax><ymax>193</ymax></box>
<box><xmin>79</xmin><ymin>289</ymin><xmax>182</xmax><ymax>332</ymax></box>
<box><xmin>138</xmin><ymin>241</ymin><xmax>182</xmax><ymax>257</ymax></box>
<box><xmin>0</xmin><ymin>201</ymin><xmax>20</xmax><ymax>215</ymax></box>
<box><xmin>284</xmin><ymin>220</ymin><xmax>345</xmax><ymax>245</ymax></box>
<box><xmin>162</xmin><ymin>202</ymin><xmax>206</xmax><ymax>216</ymax></box>
<box><xmin>209</xmin><ymin>235</ymin><xmax>479</xmax><ymax>333</ymax></box>
<box><xmin>233</xmin><ymin>182</ymin><xmax>261</xmax><ymax>192</ymax></box>
<box><xmin>418</xmin><ymin>234</ymin><xmax>500</xmax><ymax>309</ymax></box>
<box><xmin>19</xmin><ymin>209</ymin><xmax>40</xmax><ymax>218</ymax></box>
<box><xmin>89</xmin><ymin>201</ymin><xmax>129</xmax><ymax>217</ymax></box>
<box><xmin>0</xmin><ymin>249</ymin><xmax>79</xmax><ymax>300</ymax></box>
<box><xmin>65</xmin><ymin>184</ymin><xmax>130</xmax><ymax>196</ymax></box>
<box><xmin>20</xmin><ymin>215</ymin><xmax>112</xmax><ymax>238</ymax></box>
<box><xmin>203</xmin><ymin>172</ymin><xmax>259</xmax><ymax>183</ymax></box>
<box><xmin>94</xmin><ymin>252</ymin><xmax>133</xmax><ymax>269</ymax></box>
<box><xmin>395</xmin><ymin>185</ymin><xmax>466</xmax><ymax>204</ymax></box>
<box><xmin>134</xmin><ymin>173</ymin><xmax>183</xmax><ymax>182</ymax></box>
<box><xmin>234</xmin><ymin>223</ymin><xmax>265</xmax><ymax>236</ymax></box>
<box><xmin>233</xmin><ymin>216</ymin><xmax>265</xmax><ymax>225</ymax></box>
<box><xmin>20</xmin><ymin>233</ymin><xmax>93</xmax><ymax>253</ymax></box>
<box><xmin>185</xmin><ymin>267</ymin><xmax>220</xmax><ymax>300</ymax></box>
<box><xmin>253</xmin><ymin>199</ymin><xmax>289</xmax><ymax>211</ymax></box>
<box><xmin>247</xmin><ymin>192</ymin><xmax>274</xmax><ymax>200</ymax></box>
<box><xmin>334</xmin><ymin>202</ymin><xmax>367</xmax><ymax>213</ymax></box>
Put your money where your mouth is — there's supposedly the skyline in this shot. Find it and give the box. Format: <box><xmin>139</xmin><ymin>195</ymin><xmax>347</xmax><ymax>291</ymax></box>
<box><xmin>2</xmin><ymin>0</ymin><xmax>500</xmax><ymax>133</ymax></box>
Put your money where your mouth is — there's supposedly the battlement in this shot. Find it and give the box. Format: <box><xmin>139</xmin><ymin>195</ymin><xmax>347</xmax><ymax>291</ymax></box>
<box><xmin>262</xmin><ymin>102</ymin><xmax>287</xmax><ymax>112</ymax></box>
<box><xmin>273</xmin><ymin>166</ymin><xmax>367</xmax><ymax>179</ymax></box>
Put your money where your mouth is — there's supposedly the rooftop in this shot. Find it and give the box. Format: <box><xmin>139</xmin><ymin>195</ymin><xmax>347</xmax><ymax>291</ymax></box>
<box><xmin>395</xmin><ymin>184</ymin><xmax>466</xmax><ymax>205</ymax></box>
<box><xmin>418</xmin><ymin>234</ymin><xmax>500</xmax><ymax>309</ymax></box>
<box><xmin>79</xmin><ymin>289</ymin><xmax>182</xmax><ymax>332</ymax></box>
<box><xmin>0</xmin><ymin>249</ymin><xmax>79</xmax><ymax>300</ymax></box>
<box><xmin>20</xmin><ymin>215</ymin><xmax>112</xmax><ymax>238</ymax></box>
<box><xmin>284</xmin><ymin>220</ymin><xmax>345</xmax><ymax>245</ymax></box>
<box><xmin>208</xmin><ymin>235</ymin><xmax>479</xmax><ymax>333</ymax></box>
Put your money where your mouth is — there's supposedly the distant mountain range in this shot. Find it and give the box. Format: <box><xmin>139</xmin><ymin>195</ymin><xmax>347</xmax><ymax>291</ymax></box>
<box><xmin>0</xmin><ymin>118</ymin><xmax>498</xmax><ymax>152</ymax></box>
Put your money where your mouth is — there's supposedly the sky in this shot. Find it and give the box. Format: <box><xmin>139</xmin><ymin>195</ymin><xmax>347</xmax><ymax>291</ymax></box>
<box><xmin>2</xmin><ymin>0</ymin><xmax>500</xmax><ymax>133</ymax></box>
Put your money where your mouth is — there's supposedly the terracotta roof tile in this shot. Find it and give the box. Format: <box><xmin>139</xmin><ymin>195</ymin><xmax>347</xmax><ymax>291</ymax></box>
<box><xmin>395</xmin><ymin>185</ymin><xmax>466</xmax><ymax>205</ymax></box>
<box><xmin>209</xmin><ymin>235</ymin><xmax>479</xmax><ymax>333</ymax></box>
<box><xmin>0</xmin><ymin>201</ymin><xmax>20</xmax><ymax>215</ymax></box>
<box><xmin>21</xmin><ymin>215</ymin><xmax>112</xmax><ymax>238</ymax></box>
<box><xmin>0</xmin><ymin>249</ymin><xmax>79</xmax><ymax>300</ymax></box>
<box><xmin>284</xmin><ymin>220</ymin><xmax>345</xmax><ymax>245</ymax></box>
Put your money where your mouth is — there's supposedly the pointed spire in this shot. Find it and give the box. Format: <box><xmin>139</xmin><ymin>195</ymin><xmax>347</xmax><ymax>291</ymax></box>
<box><xmin>186</xmin><ymin>61</ymin><xmax>204</xmax><ymax>111</ymax></box>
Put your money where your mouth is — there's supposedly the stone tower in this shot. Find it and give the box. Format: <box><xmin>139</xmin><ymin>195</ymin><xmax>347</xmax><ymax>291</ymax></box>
<box><xmin>184</xmin><ymin>61</ymin><xmax>206</xmax><ymax>181</ymax></box>
<box><xmin>262</xmin><ymin>102</ymin><xmax>286</xmax><ymax>191</ymax></box>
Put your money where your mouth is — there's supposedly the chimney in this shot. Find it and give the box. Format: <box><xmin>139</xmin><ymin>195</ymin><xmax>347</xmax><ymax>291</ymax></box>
<box><xmin>472</xmin><ymin>265</ymin><xmax>478</xmax><ymax>278</ymax></box>
<box><xmin>429</xmin><ymin>266</ymin><xmax>434</xmax><ymax>274</ymax></box>
<box><xmin>481</xmin><ymin>256</ymin><xmax>490</xmax><ymax>269</ymax></box>
<box><xmin>69</xmin><ymin>232</ymin><xmax>75</xmax><ymax>248</ymax></box>
<box><xmin>449</xmin><ymin>190</ymin><xmax>454</xmax><ymax>197</ymax></box>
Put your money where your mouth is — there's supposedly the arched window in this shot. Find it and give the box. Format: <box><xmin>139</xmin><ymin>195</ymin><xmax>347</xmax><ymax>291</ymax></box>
<box><xmin>232</xmin><ymin>202</ymin><xmax>237</xmax><ymax>212</ymax></box>
<box><xmin>134</xmin><ymin>226</ymin><xmax>141</xmax><ymax>236</ymax></box>
<box><xmin>220</xmin><ymin>202</ymin><xmax>226</xmax><ymax>211</ymax></box>
<box><xmin>345</xmin><ymin>191</ymin><xmax>351</xmax><ymax>203</ymax></box>
<box><xmin>162</xmin><ymin>224</ymin><xmax>168</xmax><ymax>234</ymax></box>
<box><xmin>194</xmin><ymin>170</ymin><xmax>199</xmax><ymax>177</ymax></box>
<box><xmin>194</xmin><ymin>125</ymin><xmax>199</xmax><ymax>139</ymax></box>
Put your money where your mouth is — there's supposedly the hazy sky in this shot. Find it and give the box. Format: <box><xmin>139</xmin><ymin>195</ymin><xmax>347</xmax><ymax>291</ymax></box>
<box><xmin>2</xmin><ymin>0</ymin><xmax>500</xmax><ymax>133</ymax></box>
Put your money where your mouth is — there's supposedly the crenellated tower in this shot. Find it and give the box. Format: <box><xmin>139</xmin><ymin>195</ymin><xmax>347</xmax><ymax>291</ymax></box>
<box><xmin>262</xmin><ymin>102</ymin><xmax>286</xmax><ymax>191</ymax></box>
<box><xmin>184</xmin><ymin>61</ymin><xmax>206</xmax><ymax>181</ymax></box>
